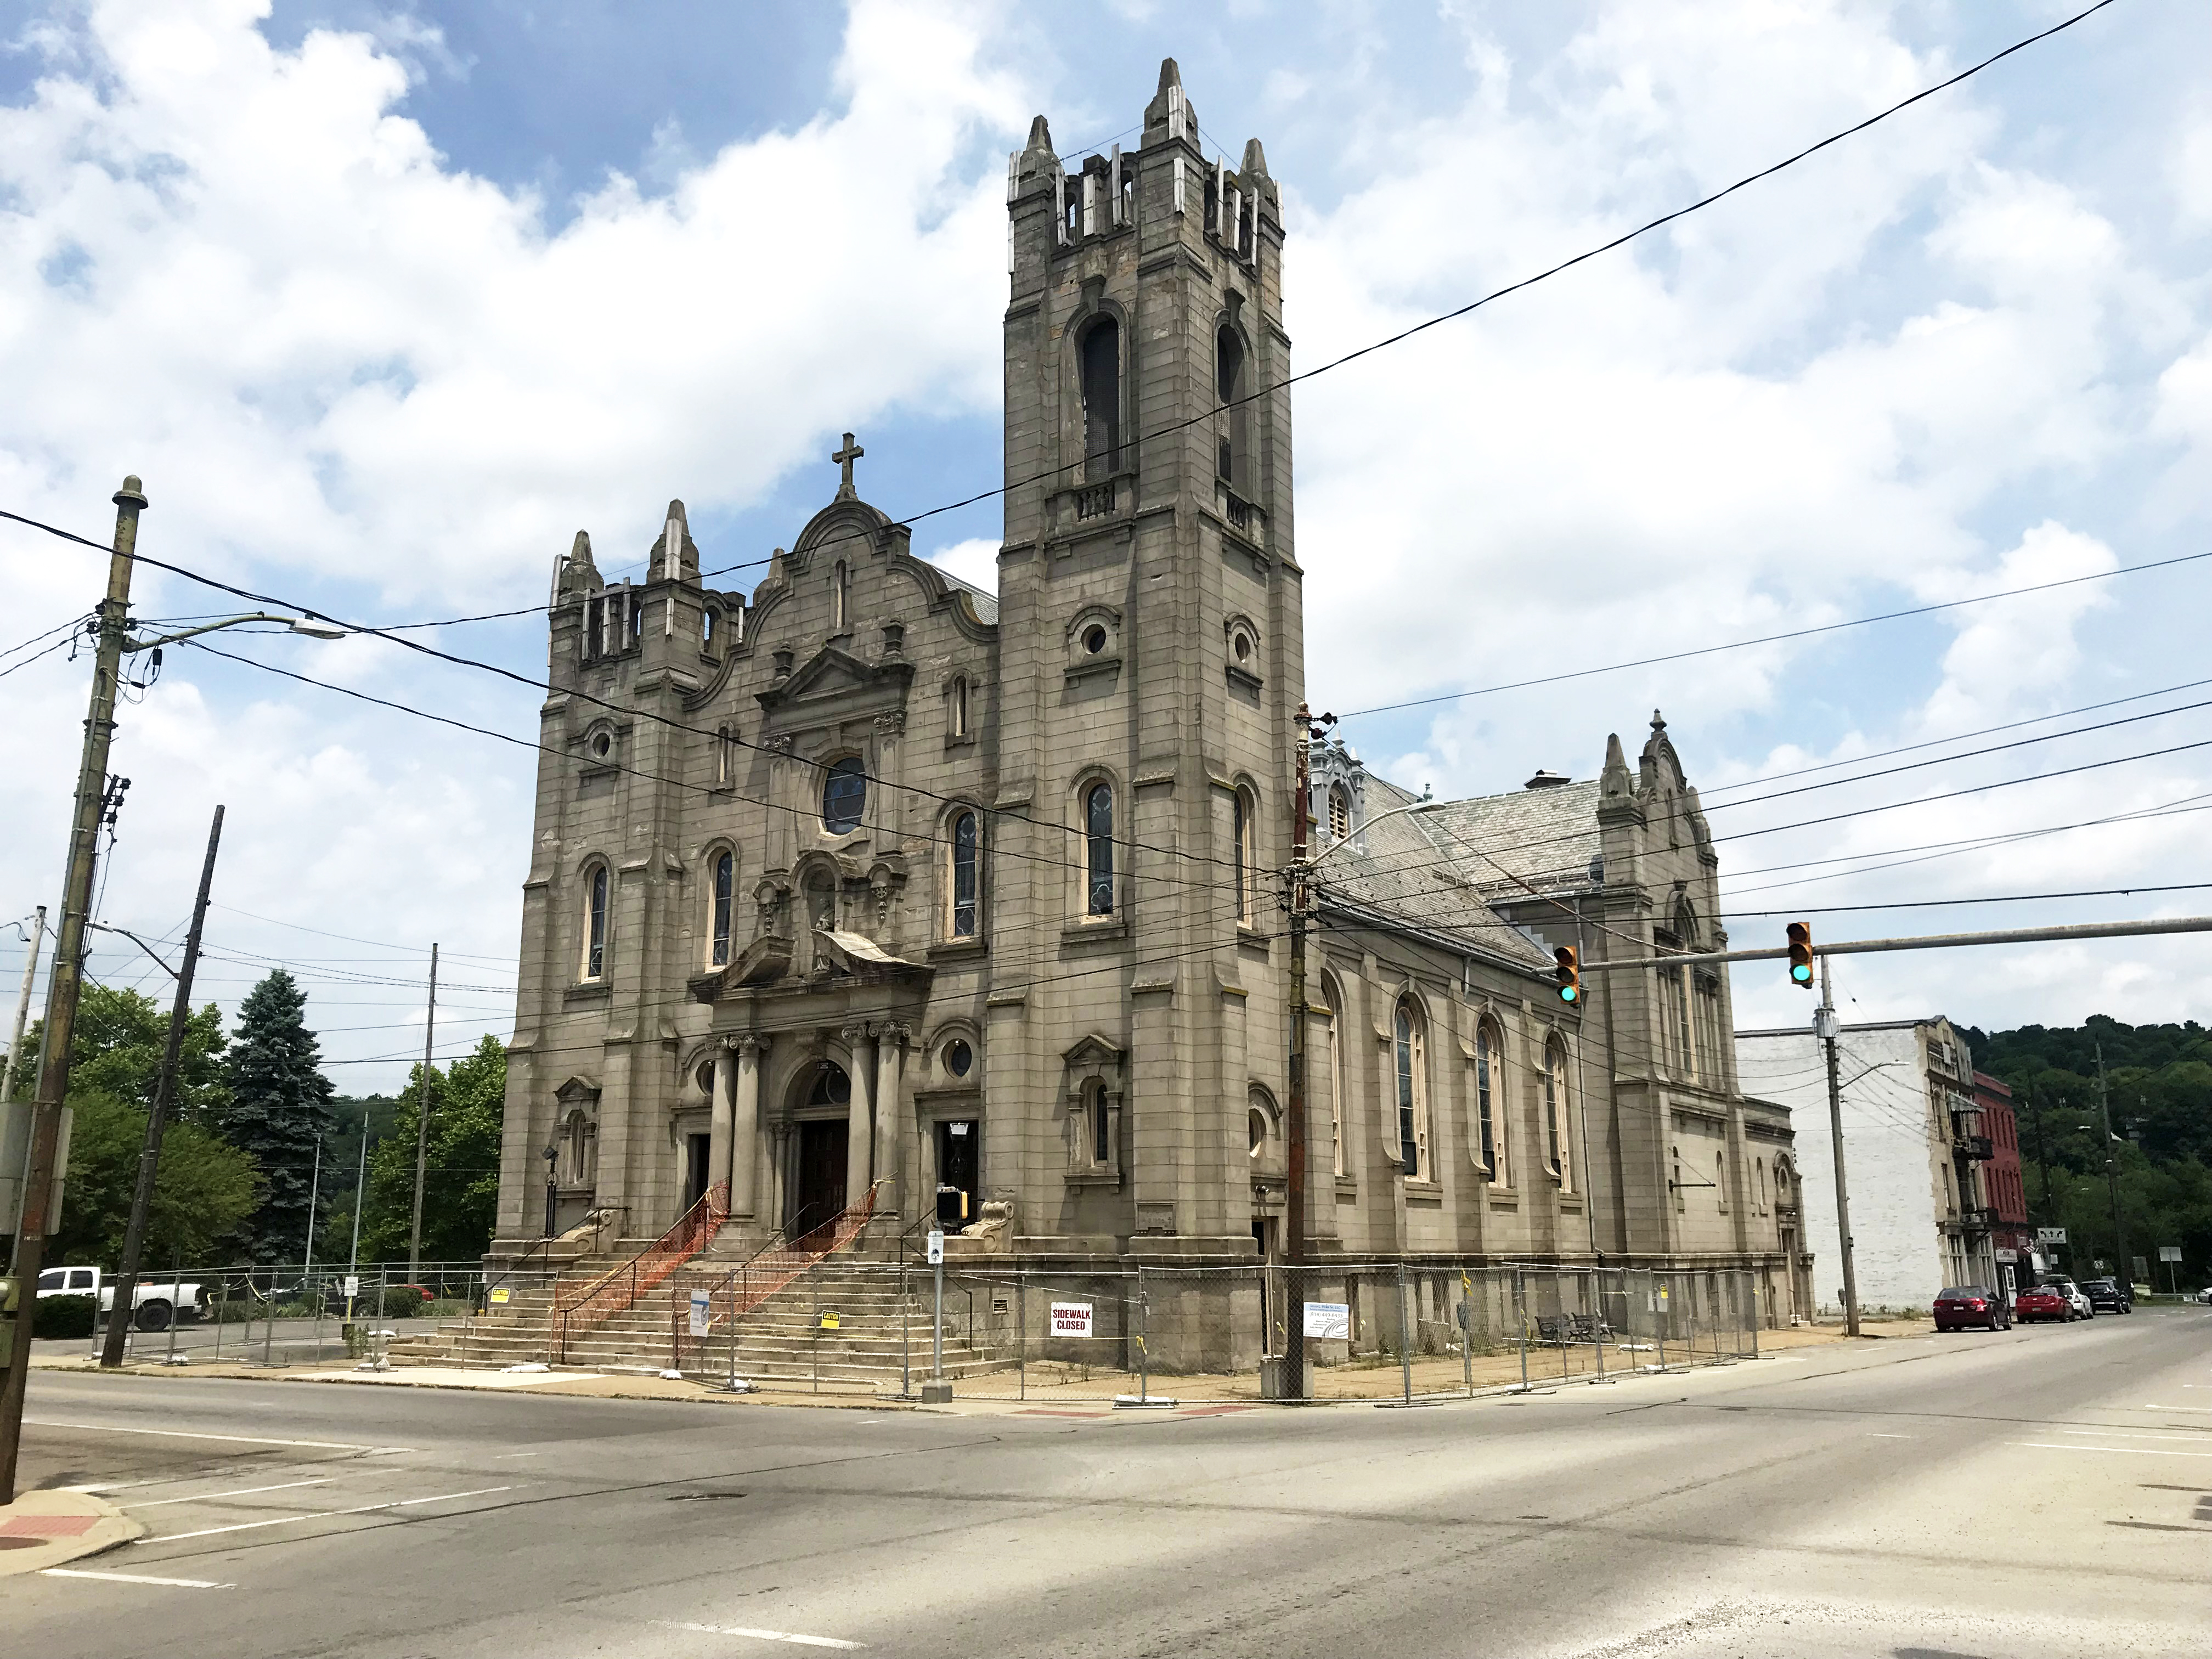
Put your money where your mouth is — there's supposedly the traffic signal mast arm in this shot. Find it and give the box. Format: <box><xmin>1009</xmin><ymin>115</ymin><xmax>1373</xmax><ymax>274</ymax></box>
<box><xmin>1577</xmin><ymin>914</ymin><xmax>2212</xmax><ymax>971</ymax></box>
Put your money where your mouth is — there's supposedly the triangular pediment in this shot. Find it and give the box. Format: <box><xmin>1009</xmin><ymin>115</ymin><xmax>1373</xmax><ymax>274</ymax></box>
<box><xmin>1062</xmin><ymin>1032</ymin><xmax>1124</xmax><ymax>1069</ymax></box>
<box><xmin>778</xmin><ymin>645</ymin><xmax>875</xmax><ymax>702</ymax></box>
<box><xmin>554</xmin><ymin>1075</ymin><xmax>601</xmax><ymax>1103</ymax></box>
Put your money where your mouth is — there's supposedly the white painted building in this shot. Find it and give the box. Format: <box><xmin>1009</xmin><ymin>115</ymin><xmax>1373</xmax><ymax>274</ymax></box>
<box><xmin>1735</xmin><ymin>1017</ymin><xmax>1998</xmax><ymax>1315</ymax></box>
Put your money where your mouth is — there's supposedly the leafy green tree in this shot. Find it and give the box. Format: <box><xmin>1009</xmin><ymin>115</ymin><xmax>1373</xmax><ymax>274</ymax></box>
<box><xmin>7</xmin><ymin>983</ymin><xmax>255</xmax><ymax>1265</ymax></box>
<box><xmin>48</xmin><ymin>1090</ymin><xmax>261</xmax><ymax>1266</ymax></box>
<box><xmin>358</xmin><ymin>1035</ymin><xmax>508</xmax><ymax>1264</ymax></box>
<box><xmin>213</xmin><ymin>969</ymin><xmax>336</xmax><ymax>1262</ymax></box>
<box><xmin>1968</xmin><ymin>1017</ymin><xmax>2212</xmax><ymax>1288</ymax></box>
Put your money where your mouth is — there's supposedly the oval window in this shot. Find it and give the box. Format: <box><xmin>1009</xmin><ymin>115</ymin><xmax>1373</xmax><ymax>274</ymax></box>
<box><xmin>944</xmin><ymin>1039</ymin><xmax>973</xmax><ymax>1078</ymax></box>
<box><xmin>1082</xmin><ymin>624</ymin><xmax>1108</xmax><ymax>655</ymax></box>
<box><xmin>591</xmin><ymin>731</ymin><xmax>612</xmax><ymax>759</ymax></box>
<box><xmin>821</xmin><ymin>757</ymin><xmax>867</xmax><ymax>834</ymax></box>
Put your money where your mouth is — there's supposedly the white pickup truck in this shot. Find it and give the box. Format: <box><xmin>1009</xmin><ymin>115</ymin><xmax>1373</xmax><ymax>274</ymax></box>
<box><xmin>36</xmin><ymin>1265</ymin><xmax>204</xmax><ymax>1330</ymax></box>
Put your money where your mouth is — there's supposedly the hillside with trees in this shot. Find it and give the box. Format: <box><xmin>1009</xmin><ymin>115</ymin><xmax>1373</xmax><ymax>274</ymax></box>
<box><xmin>1962</xmin><ymin>1015</ymin><xmax>2211</xmax><ymax>1291</ymax></box>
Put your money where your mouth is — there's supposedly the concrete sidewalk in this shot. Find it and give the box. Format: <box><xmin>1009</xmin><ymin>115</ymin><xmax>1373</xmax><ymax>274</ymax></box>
<box><xmin>22</xmin><ymin>1315</ymin><xmax>1925</xmax><ymax>1415</ymax></box>
<box><xmin>0</xmin><ymin>1488</ymin><xmax>143</xmax><ymax>1578</ymax></box>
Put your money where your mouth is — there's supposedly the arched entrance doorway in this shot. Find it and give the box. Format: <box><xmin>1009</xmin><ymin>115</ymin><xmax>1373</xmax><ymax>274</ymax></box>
<box><xmin>791</xmin><ymin>1060</ymin><xmax>851</xmax><ymax>1240</ymax></box>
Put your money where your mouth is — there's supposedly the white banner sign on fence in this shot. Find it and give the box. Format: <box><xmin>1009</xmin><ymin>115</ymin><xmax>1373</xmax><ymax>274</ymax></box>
<box><xmin>1302</xmin><ymin>1302</ymin><xmax>1351</xmax><ymax>1340</ymax></box>
<box><xmin>1050</xmin><ymin>1300</ymin><xmax>1093</xmax><ymax>1338</ymax></box>
<box><xmin>689</xmin><ymin>1290</ymin><xmax>712</xmax><ymax>1338</ymax></box>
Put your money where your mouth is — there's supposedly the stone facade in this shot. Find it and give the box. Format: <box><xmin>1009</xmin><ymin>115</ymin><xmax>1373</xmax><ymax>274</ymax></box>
<box><xmin>490</xmin><ymin>62</ymin><xmax>1795</xmax><ymax>1312</ymax></box>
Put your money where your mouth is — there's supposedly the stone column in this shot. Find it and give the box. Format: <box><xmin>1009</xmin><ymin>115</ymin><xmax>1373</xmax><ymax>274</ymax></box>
<box><xmin>843</xmin><ymin>1022</ymin><xmax>876</xmax><ymax>1212</ymax></box>
<box><xmin>873</xmin><ymin>1024</ymin><xmax>907</xmax><ymax>1214</ymax></box>
<box><xmin>730</xmin><ymin>1035</ymin><xmax>764</xmax><ymax>1218</ymax></box>
<box><xmin>708</xmin><ymin>1046</ymin><xmax>735</xmax><ymax>1201</ymax></box>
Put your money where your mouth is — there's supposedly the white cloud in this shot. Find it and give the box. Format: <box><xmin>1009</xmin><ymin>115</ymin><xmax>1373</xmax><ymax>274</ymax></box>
<box><xmin>924</xmin><ymin>536</ymin><xmax>1000</xmax><ymax>595</ymax></box>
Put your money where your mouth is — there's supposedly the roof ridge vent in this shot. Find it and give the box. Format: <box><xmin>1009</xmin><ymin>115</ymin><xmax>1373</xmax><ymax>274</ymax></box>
<box><xmin>1524</xmin><ymin>769</ymin><xmax>1571</xmax><ymax>789</ymax></box>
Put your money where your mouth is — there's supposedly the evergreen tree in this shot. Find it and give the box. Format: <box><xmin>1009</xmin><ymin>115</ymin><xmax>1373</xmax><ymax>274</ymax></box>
<box><xmin>216</xmin><ymin>969</ymin><xmax>336</xmax><ymax>1262</ymax></box>
<box><xmin>358</xmin><ymin>1036</ymin><xmax>508</xmax><ymax>1265</ymax></box>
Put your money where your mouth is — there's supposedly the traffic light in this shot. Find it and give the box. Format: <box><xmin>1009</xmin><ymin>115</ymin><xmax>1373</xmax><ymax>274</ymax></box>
<box><xmin>1554</xmin><ymin>945</ymin><xmax>1581</xmax><ymax>1004</ymax></box>
<box><xmin>1786</xmin><ymin>921</ymin><xmax>1814</xmax><ymax>990</ymax></box>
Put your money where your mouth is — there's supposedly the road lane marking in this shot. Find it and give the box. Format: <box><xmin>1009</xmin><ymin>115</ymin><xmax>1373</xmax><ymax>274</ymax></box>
<box><xmin>1866</xmin><ymin>1433</ymin><xmax>1912</xmax><ymax>1438</ymax></box>
<box><xmin>24</xmin><ymin>1420</ymin><xmax>410</xmax><ymax>1452</ymax></box>
<box><xmin>2144</xmin><ymin>1404</ymin><xmax>2212</xmax><ymax>1412</ymax></box>
<box><xmin>2009</xmin><ymin>1441</ymin><xmax>2212</xmax><ymax>1457</ymax></box>
<box><xmin>42</xmin><ymin>1568</ymin><xmax>235</xmax><ymax>1589</ymax></box>
<box><xmin>2058</xmin><ymin>1428</ymin><xmax>2212</xmax><ymax>1442</ymax></box>
<box><xmin>127</xmin><ymin>1479</ymin><xmax>336</xmax><ymax>1509</ymax></box>
<box><xmin>140</xmin><ymin>1514</ymin><xmax>314</xmax><ymax>1542</ymax></box>
<box><xmin>140</xmin><ymin>1485</ymin><xmax>516</xmax><ymax>1544</ymax></box>
<box><xmin>657</xmin><ymin>1620</ymin><xmax>864</xmax><ymax>1649</ymax></box>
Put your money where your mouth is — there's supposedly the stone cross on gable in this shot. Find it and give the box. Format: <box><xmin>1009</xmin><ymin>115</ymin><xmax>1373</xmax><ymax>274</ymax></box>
<box><xmin>832</xmin><ymin>432</ymin><xmax>865</xmax><ymax>500</ymax></box>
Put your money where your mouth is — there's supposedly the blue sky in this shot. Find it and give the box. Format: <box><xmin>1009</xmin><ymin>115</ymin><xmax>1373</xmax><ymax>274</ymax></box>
<box><xmin>3</xmin><ymin>0</ymin><xmax>2208</xmax><ymax>1091</ymax></box>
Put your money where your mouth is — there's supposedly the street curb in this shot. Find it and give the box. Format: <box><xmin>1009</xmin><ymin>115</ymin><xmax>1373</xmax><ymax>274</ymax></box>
<box><xmin>0</xmin><ymin>1488</ymin><xmax>144</xmax><ymax>1578</ymax></box>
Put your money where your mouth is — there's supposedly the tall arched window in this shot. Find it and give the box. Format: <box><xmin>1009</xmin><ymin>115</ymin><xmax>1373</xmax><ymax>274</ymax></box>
<box><xmin>949</xmin><ymin>810</ymin><xmax>980</xmax><ymax>939</ymax></box>
<box><xmin>832</xmin><ymin>560</ymin><xmax>849</xmax><ymax>631</ymax></box>
<box><xmin>1717</xmin><ymin>1152</ymin><xmax>1730</xmax><ymax>1212</ymax></box>
<box><xmin>709</xmin><ymin>850</ymin><xmax>734</xmax><ymax>967</ymax></box>
<box><xmin>1085</xmin><ymin>782</ymin><xmax>1115</xmax><ymax>916</ymax></box>
<box><xmin>1328</xmin><ymin>785</ymin><xmax>1351</xmax><ymax>842</ymax></box>
<box><xmin>1233</xmin><ymin>787</ymin><xmax>1256</xmax><ymax>922</ymax></box>
<box><xmin>1215</xmin><ymin>326</ymin><xmax>1248</xmax><ymax>488</ymax></box>
<box><xmin>1545</xmin><ymin>1039</ymin><xmax>1571</xmax><ymax>1190</ymax></box>
<box><xmin>1756</xmin><ymin>1157</ymin><xmax>1770</xmax><ymax>1214</ymax></box>
<box><xmin>582</xmin><ymin>862</ymin><xmax>610</xmax><ymax>981</ymax></box>
<box><xmin>1321</xmin><ymin>975</ymin><xmax>1344</xmax><ymax>1178</ymax></box>
<box><xmin>1475</xmin><ymin>1022</ymin><xmax>1499</xmax><ymax>1180</ymax></box>
<box><xmin>1393</xmin><ymin>997</ymin><xmax>1429</xmax><ymax>1180</ymax></box>
<box><xmin>1080</xmin><ymin>318</ymin><xmax>1122</xmax><ymax>479</ymax></box>
<box><xmin>949</xmin><ymin>675</ymin><xmax>969</xmax><ymax>738</ymax></box>
<box><xmin>821</xmin><ymin>757</ymin><xmax>867</xmax><ymax>835</ymax></box>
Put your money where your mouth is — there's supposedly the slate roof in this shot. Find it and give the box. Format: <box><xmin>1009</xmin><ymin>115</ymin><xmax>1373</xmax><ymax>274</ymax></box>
<box><xmin>1416</xmin><ymin>779</ymin><xmax>1602</xmax><ymax>900</ymax></box>
<box><xmin>936</xmin><ymin>568</ymin><xmax>1000</xmax><ymax>625</ymax></box>
<box><xmin>1316</xmin><ymin>772</ymin><xmax>1558</xmax><ymax>971</ymax></box>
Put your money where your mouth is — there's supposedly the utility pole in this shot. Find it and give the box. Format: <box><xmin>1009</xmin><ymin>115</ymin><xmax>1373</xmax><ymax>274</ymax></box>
<box><xmin>407</xmin><ymin>943</ymin><xmax>438</xmax><ymax>1277</ymax></box>
<box><xmin>302</xmin><ymin>1136</ymin><xmax>321</xmax><ymax>1274</ymax></box>
<box><xmin>0</xmin><ymin>476</ymin><xmax>147</xmax><ymax>1503</ymax></box>
<box><xmin>2094</xmin><ymin>1042</ymin><xmax>2129</xmax><ymax>1284</ymax></box>
<box><xmin>3</xmin><ymin>905</ymin><xmax>49</xmax><ymax>1270</ymax></box>
<box><xmin>1816</xmin><ymin>955</ymin><xmax>1860</xmax><ymax>1337</ymax></box>
<box><xmin>2027</xmin><ymin>1077</ymin><xmax>2055</xmax><ymax>1222</ymax></box>
<box><xmin>99</xmin><ymin>805</ymin><xmax>223</xmax><ymax>1369</ymax></box>
<box><xmin>3</xmin><ymin>909</ymin><xmax>45</xmax><ymax>1110</ymax></box>
<box><xmin>347</xmin><ymin>1109</ymin><xmax>368</xmax><ymax>1320</ymax></box>
<box><xmin>1282</xmin><ymin>704</ymin><xmax>1316</xmax><ymax>1404</ymax></box>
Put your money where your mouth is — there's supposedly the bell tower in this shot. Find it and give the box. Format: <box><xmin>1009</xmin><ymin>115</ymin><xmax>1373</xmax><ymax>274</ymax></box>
<box><xmin>990</xmin><ymin>60</ymin><xmax>1301</xmax><ymax>1254</ymax></box>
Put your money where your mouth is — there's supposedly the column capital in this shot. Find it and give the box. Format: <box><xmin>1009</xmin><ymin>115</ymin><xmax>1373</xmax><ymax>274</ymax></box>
<box><xmin>734</xmin><ymin>1033</ymin><xmax>765</xmax><ymax>1058</ymax></box>
<box><xmin>877</xmin><ymin>1020</ymin><xmax>910</xmax><ymax>1047</ymax></box>
<box><xmin>840</xmin><ymin>1019</ymin><xmax>873</xmax><ymax>1046</ymax></box>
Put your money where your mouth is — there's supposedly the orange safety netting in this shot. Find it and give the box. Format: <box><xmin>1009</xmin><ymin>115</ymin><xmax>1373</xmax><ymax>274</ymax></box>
<box><xmin>552</xmin><ymin>1180</ymin><xmax>728</xmax><ymax>1359</ymax></box>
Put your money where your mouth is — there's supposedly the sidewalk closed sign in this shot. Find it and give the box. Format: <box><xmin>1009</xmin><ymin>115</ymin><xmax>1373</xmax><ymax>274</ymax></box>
<box><xmin>1051</xmin><ymin>1301</ymin><xmax>1093</xmax><ymax>1338</ymax></box>
<box><xmin>1303</xmin><ymin>1302</ymin><xmax>1350</xmax><ymax>1340</ymax></box>
<box><xmin>689</xmin><ymin>1290</ymin><xmax>712</xmax><ymax>1337</ymax></box>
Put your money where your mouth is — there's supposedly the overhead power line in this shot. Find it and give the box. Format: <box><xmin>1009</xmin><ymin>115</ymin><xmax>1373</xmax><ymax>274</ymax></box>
<box><xmin>1721</xmin><ymin>882</ymin><xmax>2212</xmax><ymax>917</ymax></box>
<box><xmin>1333</xmin><ymin>550</ymin><xmax>2208</xmax><ymax>722</ymax></box>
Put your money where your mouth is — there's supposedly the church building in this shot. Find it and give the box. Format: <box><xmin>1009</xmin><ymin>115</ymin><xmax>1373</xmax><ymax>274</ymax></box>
<box><xmin>492</xmin><ymin>61</ymin><xmax>1801</xmax><ymax>1320</ymax></box>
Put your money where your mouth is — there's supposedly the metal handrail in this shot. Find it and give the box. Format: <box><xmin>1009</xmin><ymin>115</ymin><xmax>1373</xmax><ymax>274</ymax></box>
<box><xmin>554</xmin><ymin>1181</ymin><xmax>728</xmax><ymax>1361</ymax></box>
<box><xmin>667</xmin><ymin>1182</ymin><xmax>881</xmax><ymax>1373</ymax></box>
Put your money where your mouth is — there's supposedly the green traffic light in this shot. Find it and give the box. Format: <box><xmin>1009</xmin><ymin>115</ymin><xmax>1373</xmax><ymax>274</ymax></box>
<box><xmin>1791</xmin><ymin>963</ymin><xmax>1813</xmax><ymax>983</ymax></box>
<box><xmin>1559</xmin><ymin>986</ymin><xmax>1578</xmax><ymax>1002</ymax></box>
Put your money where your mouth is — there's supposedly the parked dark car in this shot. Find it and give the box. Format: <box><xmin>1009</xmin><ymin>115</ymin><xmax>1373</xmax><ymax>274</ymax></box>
<box><xmin>1933</xmin><ymin>1285</ymin><xmax>2012</xmax><ymax>1331</ymax></box>
<box><xmin>2082</xmin><ymin>1277</ymin><xmax>2132</xmax><ymax>1314</ymax></box>
<box><xmin>2015</xmin><ymin>1285</ymin><xmax>2072</xmax><ymax>1323</ymax></box>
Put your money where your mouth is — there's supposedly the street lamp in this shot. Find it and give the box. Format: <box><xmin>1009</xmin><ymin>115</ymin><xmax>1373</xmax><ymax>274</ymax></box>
<box><xmin>544</xmin><ymin>1143</ymin><xmax>560</xmax><ymax>1239</ymax></box>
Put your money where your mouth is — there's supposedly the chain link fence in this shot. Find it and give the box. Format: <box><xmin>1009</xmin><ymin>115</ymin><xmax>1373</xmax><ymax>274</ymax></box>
<box><xmin>662</xmin><ymin>1259</ymin><xmax>1764</xmax><ymax>1404</ymax></box>
<box><xmin>32</xmin><ymin>1260</ymin><xmax>558</xmax><ymax>1368</ymax></box>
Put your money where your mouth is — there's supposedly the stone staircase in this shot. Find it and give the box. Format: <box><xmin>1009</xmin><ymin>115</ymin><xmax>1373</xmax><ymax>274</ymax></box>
<box><xmin>387</xmin><ymin>1237</ymin><xmax>1018</xmax><ymax>1392</ymax></box>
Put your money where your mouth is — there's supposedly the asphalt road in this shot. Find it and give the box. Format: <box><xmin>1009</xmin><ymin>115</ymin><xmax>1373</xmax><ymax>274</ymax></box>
<box><xmin>7</xmin><ymin>1307</ymin><xmax>2210</xmax><ymax>1657</ymax></box>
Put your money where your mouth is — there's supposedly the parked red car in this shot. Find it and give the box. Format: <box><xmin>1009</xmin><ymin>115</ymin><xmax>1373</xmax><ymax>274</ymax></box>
<box><xmin>2014</xmin><ymin>1285</ymin><xmax>2071</xmax><ymax>1323</ymax></box>
<box><xmin>1933</xmin><ymin>1285</ymin><xmax>2012</xmax><ymax>1331</ymax></box>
